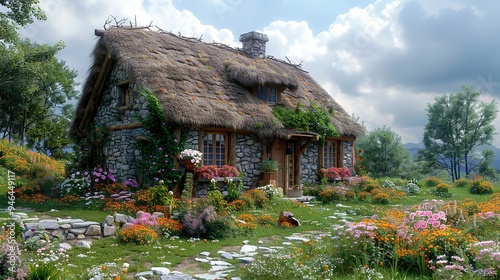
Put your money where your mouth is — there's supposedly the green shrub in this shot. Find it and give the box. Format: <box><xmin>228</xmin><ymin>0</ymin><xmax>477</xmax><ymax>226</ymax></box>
<box><xmin>469</xmin><ymin>179</ymin><xmax>494</xmax><ymax>194</ymax></box>
<box><xmin>358</xmin><ymin>191</ymin><xmax>370</xmax><ymax>201</ymax></box>
<box><xmin>362</xmin><ymin>182</ymin><xmax>379</xmax><ymax>192</ymax></box>
<box><xmin>372</xmin><ymin>192</ymin><xmax>390</xmax><ymax>204</ymax></box>
<box><xmin>453</xmin><ymin>178</ymin><xmax>470</xmax><ymax>188</ymax></box>
<box><xmin>430</xmin><ymin>183</ymin><xmax>452</xmax><ymax>197</ymax></box>
<box><xmin>317</xmin><ymin>186</ymin><xmax>353</xmax><ymax>204</ymax></box>
<box><xmin>119</xmin><ymin>224</ymin><xmax>159</xmax><ymax>244</ymax></box>
<box><xmin>423</xmin><ymin>177</ymin><xmax>444</xmax><ymax>188</ymax></box>
<box><xmin>239</xmin><ymin>194</ymin><xmax>254</xmax><ymax>209</ymax></box>
<box><xmin>207</xmin><ymin>182</ymin><xmax>228</xmax><ymax>213</ymax></box>
<box><xmin>225</xmin><ymin>179</ymin><xmax>241</xmax><ymax>202</ymax></box>
<box><xmin>204</xmin><ymin>214</ymin><xmax>235</xmax><ymax>239</ymax></box>
<box><xmin>244</xmin><ymin>189</ymin><xmax>269</xmax><ymax>208</ymax></box>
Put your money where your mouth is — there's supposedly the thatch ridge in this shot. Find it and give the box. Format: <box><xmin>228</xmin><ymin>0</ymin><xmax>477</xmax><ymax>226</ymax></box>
<box><xmin>70</xmin><ymin>28</ymin><xmax>365</xmax><ymax>139</ymax></box>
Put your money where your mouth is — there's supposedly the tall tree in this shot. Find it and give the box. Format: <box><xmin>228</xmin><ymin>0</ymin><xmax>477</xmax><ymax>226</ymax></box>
<box><xmin>356</xmin><ymin>126</ymin><xmax>412</xmax><ymax>178</ymax></box>
<box><xmin>0</xmin><ymin>1</ymin><xmax>77</xmax><ymax>153</ymax></box>
<box><xmin>420</xmin><ymin>86</ymin><xmax>497</xmax><ymax>181</ymax></box>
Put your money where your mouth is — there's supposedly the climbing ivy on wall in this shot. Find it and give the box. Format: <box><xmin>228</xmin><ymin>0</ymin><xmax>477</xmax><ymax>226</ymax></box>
<box><xmin>135</xmin><ymin>87</ymin><xmax>186</xmax><ymax>185</ymax></box>
<box><xmin>272</xmin><ymin>103</ymin><xmax>339</xmax><ymax>143</ymax></box>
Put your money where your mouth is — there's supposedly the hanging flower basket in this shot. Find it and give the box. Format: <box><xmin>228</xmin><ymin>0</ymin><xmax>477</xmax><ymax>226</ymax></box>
<box><xmin>179</xmin><ymin>149</ymin><xmax>203</xmax><ymax>171</ymax></box>
<box><xmin>183</xmin><ymin>159</ymin><xmax>197</xmax><ymax>171</ymax></box>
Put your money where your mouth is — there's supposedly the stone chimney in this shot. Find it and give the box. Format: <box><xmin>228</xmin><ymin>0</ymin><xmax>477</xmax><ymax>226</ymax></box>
<box><xmin>239</xmin><ymin>31</ymin><xmax>269</xmax><ymax>58</ymax></box>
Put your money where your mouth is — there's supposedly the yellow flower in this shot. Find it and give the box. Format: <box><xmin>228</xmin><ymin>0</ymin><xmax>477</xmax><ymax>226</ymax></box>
<box><xmin>324</xmin><ymin>264</ymin><xmax>329</xmax><ymax>271</ymax></box>
<box><xmin>101</xmin><ymin>265</ymin><xmax>107</xmax><ymax>271</ymax></box>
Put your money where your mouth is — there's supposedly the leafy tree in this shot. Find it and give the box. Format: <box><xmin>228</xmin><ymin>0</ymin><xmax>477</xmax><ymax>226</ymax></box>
<box><xmin>477</xmin><ymin>149</ymin><xmax>497</xmax><ymax>180</ymax></box>
<box><xmin>419</xmin><ymin>86</ymin><xmax>497</xmax><ymax>181</ymax></box>
<box><xmin>0</xmin><ymin>2</ymin><xmax>77</xmax><ymax>156</ymax></box>
<box><xmin>356</xmin><ymin>126</ymin><xmax>412</xmax><ymax>178</ymax></box>
<box><xmin>1</xmin><ymin>0</ymin><xmax>45</xmax><ymax>42</ymax></box>
<box><xmin>0</xmin><ymin>39</ymin><xmax>76</xmax><ymax>147</ymax></box>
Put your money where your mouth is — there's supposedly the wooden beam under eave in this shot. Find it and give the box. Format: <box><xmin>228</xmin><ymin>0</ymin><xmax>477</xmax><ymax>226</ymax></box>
<box><xmin>79</xmin><ymin>52</ymin><xmax>113</xmax><ymax>130</ymax></box>
<box><xmin>107</xmin><ymin>122</ymin><xmax>142</xmax><ymax>131</ymax></box>
<box><xmin>299</xmin><ymin>138</ymin><xmax>314</xmax><ymax>154</ymax></box>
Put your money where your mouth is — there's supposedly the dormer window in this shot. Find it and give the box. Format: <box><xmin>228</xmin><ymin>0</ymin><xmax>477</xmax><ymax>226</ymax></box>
<box><xmin>257</xmin><ymin>84</ymin><xmax>279</xmax><ymax>104</ymax></box>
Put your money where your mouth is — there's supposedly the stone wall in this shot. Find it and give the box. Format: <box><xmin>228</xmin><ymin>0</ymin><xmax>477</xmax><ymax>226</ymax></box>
<box><xmin>300</xmin><ymin>142</ymin><xmax>320</xmax><ymax>185</ymax></box>
<box><xmin>235</xmin><ymin>134</ymin><xmax>261</xmax><ymax>188</ymax></box>
<box><xmin>18</xmin><ymin>212</ymin><xmax>165</xmax><ymax>244</ymax></box>
<box><xmin>343</xmin><ymin>141</ymin><xmax>353</xmax><ymax>169</ymax></box>
<box><xmin>93</xmin><ymin>63</ymin><xmax>148</xmax><ymax>181</ymax></box>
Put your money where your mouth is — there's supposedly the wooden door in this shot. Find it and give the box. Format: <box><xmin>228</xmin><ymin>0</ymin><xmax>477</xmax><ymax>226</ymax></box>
<box><xmin>271</xmin><ymin>140</ymin><xmax>288</xmax><ymax>189</ymax></box>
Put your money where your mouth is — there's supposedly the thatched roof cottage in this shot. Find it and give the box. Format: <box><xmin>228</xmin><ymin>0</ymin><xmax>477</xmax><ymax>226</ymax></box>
<box><xmin>70</xmin><ymin>28</ymin><xmax>364</xmax><ymax>193</ymax></box>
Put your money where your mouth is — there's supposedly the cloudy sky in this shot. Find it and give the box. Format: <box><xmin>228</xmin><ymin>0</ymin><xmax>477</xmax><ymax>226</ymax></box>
<box><xmin>22</xmin><ymin>0</ymin><xmax>500</xmax><ymax>146</ymax></box>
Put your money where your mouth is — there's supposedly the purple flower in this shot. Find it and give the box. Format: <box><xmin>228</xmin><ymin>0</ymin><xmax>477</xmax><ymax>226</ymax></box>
<box><xmin>158</xmin><ymin>147</ymin><xmax>162</xmax><ymax>151</ymax></box>
<box><xmin>101</xmin><ymin>175</ymin><xmax>106</xmax><ymax>180</ymax></box>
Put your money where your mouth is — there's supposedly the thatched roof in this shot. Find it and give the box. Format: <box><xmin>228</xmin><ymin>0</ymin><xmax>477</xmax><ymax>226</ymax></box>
<box><xmin>70</xmin><ymin>28</ymin><xmax>365</xmax><ymax>139</ymax></box>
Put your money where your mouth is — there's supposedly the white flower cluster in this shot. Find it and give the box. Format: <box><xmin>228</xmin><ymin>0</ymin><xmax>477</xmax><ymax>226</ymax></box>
<box><xmin>180</xmin><ymin>149</ymin><xmax>203</xmax><ymax>164</ymax></box>
<box><xmin>257</xmin><ymin>184</ymin><xmax>283</xmax><ymax>199</ymax></box>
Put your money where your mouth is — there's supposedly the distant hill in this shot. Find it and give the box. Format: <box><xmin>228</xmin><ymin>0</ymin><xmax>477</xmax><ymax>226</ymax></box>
<box><xmin>403</xmin><ymin>142</ymin><xmax>500</xmax><ymax>170</ymax></box>
<box><xmin>403</xmin><ymin>142</ymin><xmax>424</xmax><ymax>160</ymax></box>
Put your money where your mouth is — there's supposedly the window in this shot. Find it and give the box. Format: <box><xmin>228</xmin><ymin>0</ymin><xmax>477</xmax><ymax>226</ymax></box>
<box><xmin>257</xmin><ymin>85</ymin><xmax>278</xmax><ymax>104</ymax></box>
<box><xmin>323</xmin><ymin>141</ymin><xmax>336</xmax><ymax>168</ymax></box>
<box><xmin>117</xmin><ymin>81</ymin><xmax>130</xmax><ymax>107</ymax></box>
<box><xmin>202</xmin><ymin>132</ymin><xmax>227</xmax><ymax>166</ymax></box>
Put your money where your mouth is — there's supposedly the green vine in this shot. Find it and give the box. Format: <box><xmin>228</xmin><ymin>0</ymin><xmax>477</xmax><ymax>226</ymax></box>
<box><xmin>135</xmin><ymin>86</ymin><xmax>186</xmax><ymax>185</ymax></box>
<box><xmin>272</xmin><ymin>103</ymin><xmax>339</xmax><ymax>143</ymax></box>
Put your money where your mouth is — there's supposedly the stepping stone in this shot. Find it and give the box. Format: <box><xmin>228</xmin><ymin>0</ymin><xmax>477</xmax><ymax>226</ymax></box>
<box><xmin>194</xmin><ymin>273</ymin><xmax>221</xmax><ymax>280</ymax></box>
<box><xmin>199</xmin><ymin>251</ymin><xmax>210</xmax><ymax>256</ymax></box>
<box><xmin>258</xmin><ymin>247</ymin><xmax>275</xmax><ymax>254</ymax></box>
<box><xmin>136</xmin><ymin>271</ymin><xmax>154</xmax><ymax>277</ymax></box>
<box><xmin>284</xmin><ymin>236</ymin><xmax>309</xmax><ymax>242</ymax></box>
<box><xmin>240</xmin><ymin>245</ymin><xmax>257</xmax><ymax>255</ymax></box>
<box><xmin>220</xmin><ymin>252</ymin><xmax>233</xmax><ymax>259</ymax></box>
<box><xmin>152</xmin><ymin>267</ymin><xmax>170</xmax><ymax>275</ymax></box>
<box><xmin>209</xmin><ymin>265</ymin><xmax>232</xmax><ymax>272</ymax></box>
<box><xmin>161</xmin><ymin>272</ymin><xmax>193</xmax><ymax>280</ymax></box>
<box><xmin>195</xmin><ymin>258</ymin><xmax>209</xmax><ymax>263</ymax></box>
<box><xmin>209</xmin><ymin>260</ymin><xmax>232</xmax><ymax>266</ymax></box>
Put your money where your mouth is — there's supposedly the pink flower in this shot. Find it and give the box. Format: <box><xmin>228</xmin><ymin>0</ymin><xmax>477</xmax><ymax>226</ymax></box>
<box><xmin>432</xmin><ymin>214</ymin><xmax>439</xmax><ymax>220</ymax></box>
<box><xmin>409</xmin><ymin>213</ymin><xmax>416</xmax><ymax>220</ymax></box>
<box><xmin>414</xmin><ymin>220</ymin><xmax>427</xmax><ymax>230</ymax></box>
<box><xmin>439</xmin><ymin>211</ymin><xmax>446</xmax><ymax>219</ymax></box>
<box><xmin>431</xmin><ymin>220</ymin><xmax>441</xmax><ymax>228</ymax></box>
